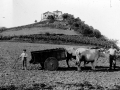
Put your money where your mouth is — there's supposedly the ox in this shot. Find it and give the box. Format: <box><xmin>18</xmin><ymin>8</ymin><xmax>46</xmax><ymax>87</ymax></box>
<box><xmin>65</xmin><ymin>47</ymin><xmax>104</xmax><ymax>71</ymax></box>
<box><xmin>77</xmin><ymin>48</ymin><xmax>102</xmax><ymax>71</ymax></box>
<box><xmin>65</xmin><ymin>47</ymin><xmax>90</xmax><ymax>67</ymax></box>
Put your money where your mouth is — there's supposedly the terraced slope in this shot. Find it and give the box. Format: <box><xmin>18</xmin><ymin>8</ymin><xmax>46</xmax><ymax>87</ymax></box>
<box><xmin>1</xmin><ymin>27</ymin><xmax>79</xmax><ymax>36</ymax></box>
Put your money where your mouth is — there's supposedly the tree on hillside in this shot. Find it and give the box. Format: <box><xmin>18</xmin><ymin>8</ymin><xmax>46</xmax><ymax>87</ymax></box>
<box><xmin>74</xmin><ymin>17</ymin><xmax>81</xmax><ymax>22</ymax></box>
<box><xmin>63</xmin><ymin>13</ymin><xmax>75</xmax><ymax>26</ymax></box>
<box><xmin>72</xmin><ymin>22</ymin><xmax>81</xmax><ymax>32</ymax></box>
<box><xmin>72</xmin><ymin>17</ymin><xmax>83</xmax><ymax>32</ymax></box>
<box><xmin>0</xmin><ymin>27</ymin><xmax>7</xmax><ymax>32</ymax></box>
<box><xmin>109</xmin><ymin>39</ymin><xmax>119</xmax><ymax>44</ymax></box>
<box><xmin>62</xmin><ymin>13</ymin><xmax>69</xmax><ymax>20</ymax></box>
<box><xmin>93</xmin><ymin>29</ymin><xmax>102</xmax><ymax>38</ymax></box>
<box><xmin>47</xmin><ymin>15</ymin><xmax>55</xmax><ymax>23</ymax></box>
<box><xmin>73</xmin><ymin>18</ymin><xmax>81</xmax><ymax>27</ymax></box>
<box><xmin>34</xmin><ymin>20</ymin><xmax>37</xmax><ymax>23</ymax></box>
<box><xmin>89</xmin><ymin>26</ymin><xmax>94</xmax><ymax>31</ymax></box>
<box><xmin>79</xmin><ymin>21</ymin><xmax>85</xmax><ymax>30</ymax></box>
<box><xmin>0</xmin><ymin>27</ymin><xmax>7</xmax><ymax>30</ymax></box>
<box><xmin>81</xmin><ymin>24</ymin><xmax>93</xmax><ymax>36</ymax></box>
<box><xmin>99</xmin><ymin>35</ymin><xmax>108</xmax><ymax>41</ymax></box>
<box><xmin>62</xmin><ymin>13</ymin><xmax>74</xmax><ymax>21</ymax></box>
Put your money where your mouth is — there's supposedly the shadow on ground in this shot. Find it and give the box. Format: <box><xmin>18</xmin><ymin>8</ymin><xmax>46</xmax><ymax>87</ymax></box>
<box><xmin>28</xmin><ymin>65</ymin><xmax>120</xmax><ymax>72</ymax></box>
<box><xmin>1</xmin><ymin>81</ymin><xmax>120</xmax><ymax>90</ymax></box>
<box><xmin>57</xmin><ymin>66</ymin><xmax>120</xmax><ymax>72</ymax></box>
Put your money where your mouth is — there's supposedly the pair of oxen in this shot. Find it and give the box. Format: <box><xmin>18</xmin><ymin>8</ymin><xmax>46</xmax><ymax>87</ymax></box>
<box><xmin>64</xmin><ymin>47</ymin><xmax>119</xmax><ymax>71</ymax></box>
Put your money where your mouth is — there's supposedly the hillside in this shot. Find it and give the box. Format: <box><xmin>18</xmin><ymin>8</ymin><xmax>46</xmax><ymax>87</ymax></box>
<box><xmin>0</xmin><ymin>20</ymin><xmax>80</xmax><ymax>36</ymax></box>
<box><xmin>1</xmin><ymin>27</ymin><xmax>79</xmax><ymax>36</ymax></box>
<box><xmin>0</xmin><ymin>12</ymin><xmax>118</xmax><ymax>49</ymax></box>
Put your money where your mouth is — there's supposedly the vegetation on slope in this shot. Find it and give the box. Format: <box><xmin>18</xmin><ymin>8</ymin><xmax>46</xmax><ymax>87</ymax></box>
<box><xmin>0</xmin><ymin>12</ymin><xmax>119</xmax><ymax>49</ymax></box>
<box><xmin>46</xmin><ymin>13</ymin><xmax>102</xmax><ymax>38</ymax></box>
<box><xmin>0</xmin><ymin>33</ymin><xmax>118</xmax><ymax>49</ymax></box>
<box><xmin>0</xmin><ymin>13</ymin><xmax>104</xmax><ymax>39</ymax></box>
<box><xmin>1</xmin><ymin>27</ymin><xmax>79</xmax><ymax>36</ymax></box>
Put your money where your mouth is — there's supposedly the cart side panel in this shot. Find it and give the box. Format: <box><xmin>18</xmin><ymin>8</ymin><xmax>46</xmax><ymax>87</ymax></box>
<box><xmin>30</xmin><ymin>48</ymin><xmax>67</xmax><ymax>64</ymax></box>
<box><xmin>55</xmin><ymin>50</ymin><xmax>66</xmax><ymax>60</ymax></box>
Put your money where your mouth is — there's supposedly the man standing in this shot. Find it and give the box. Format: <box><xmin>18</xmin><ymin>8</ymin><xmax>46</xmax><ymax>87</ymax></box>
<box><xmin>20</xmin><ymin>49</ymin><xmax>28</xmax><ymax>70</ymax></box>
<box><xmin>108</xmin><ymin>45</ymin><xmax>117</xmax><ymax>70</ymax></box>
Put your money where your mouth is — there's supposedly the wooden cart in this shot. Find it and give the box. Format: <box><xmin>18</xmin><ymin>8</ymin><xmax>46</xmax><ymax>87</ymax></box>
<box><xmin>29</xmin><ymin>48</ymin><xmax>67</xmax><ymax>71</ymax></box>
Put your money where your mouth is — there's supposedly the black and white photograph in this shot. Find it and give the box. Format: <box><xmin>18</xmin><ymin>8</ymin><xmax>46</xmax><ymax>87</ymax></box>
<box><xmin>0</xmin><ymin>0</ymin><xmax>120</xmax><ymax>89</ymax></box>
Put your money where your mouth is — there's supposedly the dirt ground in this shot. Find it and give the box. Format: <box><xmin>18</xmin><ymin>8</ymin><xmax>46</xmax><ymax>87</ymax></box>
<box><xmin>0</xmin><ymin>42</ymin><xmax>120</xmax><ymax>90</ymax></box>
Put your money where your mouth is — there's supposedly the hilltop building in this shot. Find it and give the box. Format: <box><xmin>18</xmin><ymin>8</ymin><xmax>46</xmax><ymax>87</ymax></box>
<box><xmin>41</xmin><ymin>10</ymin><xmax>63</xmax><ymax>21</ymax></box>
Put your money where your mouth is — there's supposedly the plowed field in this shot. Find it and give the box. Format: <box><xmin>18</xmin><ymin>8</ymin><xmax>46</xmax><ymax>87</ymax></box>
<box><xmin>0</xmin><ymin>42</ymin><xmax>120</xmax><ymax>90</ymax></box>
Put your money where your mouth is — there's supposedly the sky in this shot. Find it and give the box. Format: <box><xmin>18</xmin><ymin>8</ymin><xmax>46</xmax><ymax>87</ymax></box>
<box><xmin>0</xmin><ymin>0</ymin><xmax>120</xmax><ymax>45</ymax></box>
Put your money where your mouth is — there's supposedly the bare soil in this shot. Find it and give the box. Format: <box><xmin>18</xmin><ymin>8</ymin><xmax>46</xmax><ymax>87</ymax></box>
<box><xmin>0</xmin><ymin>42</ymin><xmax>120</xmax><ymax>90</ymax></box>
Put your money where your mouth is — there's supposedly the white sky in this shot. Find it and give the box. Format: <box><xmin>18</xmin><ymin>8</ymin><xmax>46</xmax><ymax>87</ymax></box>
<box><xmin>0</xmin><ymin>0</ymin><xmax>120</xmax><ymax>45</ymax></box>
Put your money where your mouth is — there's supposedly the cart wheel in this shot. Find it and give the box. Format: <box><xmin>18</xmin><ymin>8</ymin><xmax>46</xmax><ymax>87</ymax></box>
<box><xmin>44</xmin><ymin>57</ymin><xmax>58</xmax><ymax>71</ymax></box>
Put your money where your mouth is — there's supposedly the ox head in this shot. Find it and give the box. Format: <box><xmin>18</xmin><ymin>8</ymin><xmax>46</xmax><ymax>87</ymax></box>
<box><xmin>64</xmin><ymin>47</ymin><xmax>76</xmax><ymax>55</ymax></box>
<box><xmin>96</xmin><ymin>47</ymin><xmax>108</xmax><ymax>58</ymax></box>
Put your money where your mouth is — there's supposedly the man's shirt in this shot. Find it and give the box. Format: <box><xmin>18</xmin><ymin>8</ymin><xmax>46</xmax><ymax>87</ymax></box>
<box><xmin>108</xmin><ymin>48</ymin><xmax>116</xmax><ymax>55</ymax></box>
<box><xmin>20</xmin><ymin>52</ymin><xmax>28</xmax><ymax>61</ymax></box>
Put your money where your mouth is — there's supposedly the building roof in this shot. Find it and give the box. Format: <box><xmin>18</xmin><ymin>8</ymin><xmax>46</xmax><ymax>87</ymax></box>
<box><xmin>53</xmin><ymin>10</ymin><xmax>62</xmax><ymax>13</ymax></box>
<box><xmin>43</xmin><ymin>11</ymin><xmax>53</xmax><ymax>14</ymax></box>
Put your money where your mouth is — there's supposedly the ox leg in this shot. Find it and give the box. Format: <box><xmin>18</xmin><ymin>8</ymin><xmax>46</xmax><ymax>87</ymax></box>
<box><xmin>75</xmin><ymin>54</ymin><xmax>82</xmax><ymax>71</ymax></box>
<box><xmin>91</xmin><ymin>62</ymin><xmax>95</xmax><ymax>70</ymax></box>
<box><xmin>113</xmin><ymin>60</ymin><xmax>116</xmax><ymax>70</ymax></box>
<box><xmin>66</xmin><ymin>58</ymin><xmax>70</xmax><ymax>68</ymax></box>
<box><xmin>66</xmin><ymin>52</ymin><xmax>71</xmax><ymax>68</ymax></box>
<box><xmin>76</xmin><ymin>61</ymin><xmax>81</xmax><ymax>71</ymax></box>
<box><xmin>84</xmin><ymin>61</ymin><xmax>86</xmax><ymax>67</ymax></box>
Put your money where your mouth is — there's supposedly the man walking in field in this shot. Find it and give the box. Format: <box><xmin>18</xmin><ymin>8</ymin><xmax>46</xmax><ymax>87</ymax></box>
<box><xmin>107</xmin><ymin>45</ymin><xmax>117</xmax><ymax>70</ymax></box>
<box><xmin>20</xmin><ymin>49</ymin><xmax>28</xmax><ymax>70</ymax></box>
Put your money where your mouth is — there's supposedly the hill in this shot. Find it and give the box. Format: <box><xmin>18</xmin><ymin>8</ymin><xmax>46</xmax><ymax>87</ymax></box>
<box><xmin>0</xmin><ymin>20</ymin><xmax>80</xmax><ymax>36</ymax></box>
<box><xmin>0</xmin><ymin>12</ymin><xmax>118</xmax><ymax>49</ymax></box>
